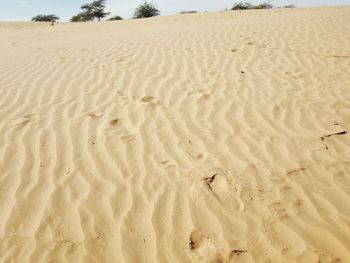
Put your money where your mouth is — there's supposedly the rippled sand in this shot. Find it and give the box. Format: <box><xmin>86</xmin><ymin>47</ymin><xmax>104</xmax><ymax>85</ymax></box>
<box><xmin>0</xmin><ymin>6</ymin><xmax>350</xmax><ymax>263</ymax></box>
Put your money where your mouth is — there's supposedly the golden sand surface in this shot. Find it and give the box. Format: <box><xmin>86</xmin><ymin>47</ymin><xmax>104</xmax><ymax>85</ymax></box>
<box><xmin>0</xmin><ymin>6</ymin><xmax>350</xmax><ymax>263</ymax></box>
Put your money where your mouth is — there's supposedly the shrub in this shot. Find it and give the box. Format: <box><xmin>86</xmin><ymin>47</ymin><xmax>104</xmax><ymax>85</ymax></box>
<box><xmin>255</xmin><ymin>3</ymin><xmax>273</xmax><ymax>9</ymax></box>
<box><xmin>133</xmin><ymin>2</ymin><xmax>160</xmax><ymax>19</ymax></box>
<box><xmin>283</xmin><ymin>4</ymin><xmax>296</xmax><ymax>8</ymax></box>
<box><xmin>71</xmin><ymin>12</ymin><xmax>94</xmax><ymax>22</ymax></box>
<box><xmin>231</xmin><ymin>2</ymin><xmax>274</xmax><ymax>10</ymax></box>
<box><xmin>179</xmin><ymin>11</ymin><xmax>198</xmax><ymax>14</ymax></box>
<box><xmin>231</xmin><ymin>2</ymin><xmax>253</xmax><ymax>10</ymax></box>
<box><xmin>108</xmin><ymin>15</ymin><xmax>123</xmax><ymax>21</ymax></box>
<box><xmin>32</xmin><ymin>14</ymin><xmax>59</xmax><ymax>22</ymax></box>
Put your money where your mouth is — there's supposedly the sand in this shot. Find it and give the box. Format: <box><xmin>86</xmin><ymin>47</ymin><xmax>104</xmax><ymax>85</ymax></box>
<box><xmin>0</xmin><ymin>6</ymin><xmax>350</xmax><ymax>263</ymax></box>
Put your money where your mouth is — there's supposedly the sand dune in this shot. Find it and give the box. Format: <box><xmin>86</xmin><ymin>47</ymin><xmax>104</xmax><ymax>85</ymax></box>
<box><xmin>1</xmin><ymin>6</ymin><xmax>350</xmax><ymax>263</ymax></box>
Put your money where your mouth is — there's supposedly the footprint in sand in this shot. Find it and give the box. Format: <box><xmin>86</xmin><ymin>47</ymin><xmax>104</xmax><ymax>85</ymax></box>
<box><xmin>189</xmin><ymin>231</ymin><xmax>225</xmax><ymax>262</ymax></box>
<box><xmin>202</xmin><ymin>169</ymin><xmax>245</xmax><ymax>211</ymax></box>
<box><xmin>189</xmin><ymin>230</ymin><xmax>208</xmax><ymax>250</ymax></box>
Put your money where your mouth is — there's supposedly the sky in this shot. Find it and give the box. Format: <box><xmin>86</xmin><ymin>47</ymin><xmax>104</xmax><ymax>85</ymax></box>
<box><xmin>1</xmin><ymin>0</ymin><xmax>350</xmax><ymax>21</ymax></box>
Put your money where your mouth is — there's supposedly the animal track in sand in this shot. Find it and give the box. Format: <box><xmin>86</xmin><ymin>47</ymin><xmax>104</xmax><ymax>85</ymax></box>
<box><xmin>88</xmin><ymin>111</ymin><xmax>103</xmax><ymax>118</ymax></box>
<box><xmin>11</xmin><ymin>114</ymin><xmax>36</xmax><ymax>126</ymax></box>
<box><xmin>287</xmin><ymin>167</ymin><xmax>306</xmax><ymax>176</ymax></box>
<box><xmin>161</xmin><ymin>160</ymin><xmax>175</xmax><ymax>168</ymax></box>
<box><xmin>196</xmin><ymin>153</ymin><xmax>205</xmax><ymax>159</ymax></box>
<box><xmin>141</xmin><ymin>96</ymin><xmax>157</xmax><ymax>103</ymax></box>
<box><xmin>115</xmin><ymin>55</ymin><xmax>131</xmax><ymax>63</ymax></box>
<box><xmin>121</xmin><ymin>133</ymin><xmax>136</xmax><ymax>143</ymax></box>
<box><xmin>232</xmin><ymin>249</ymin><xmax>248</xmax><ymax>256</ymax></box>
<box><xmin>110</xmin><ymin>118</ymin><xmax>124</xmax><ymax>127</ymax></box>
<box><xmin>332</xmin><ymin>55</ymin><xmax>350</xmax><ymax>59</ymax></box>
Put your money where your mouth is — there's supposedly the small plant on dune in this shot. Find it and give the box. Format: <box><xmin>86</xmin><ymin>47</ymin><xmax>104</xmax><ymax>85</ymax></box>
<box><xmin>133</xmin><ymin>2</ymin><xmax>160</xmax><ymax>19</ymax></box>
<box><xmin>108</xmin><ymin>15</ymin><xmax>123</xmax><ymax>21</ymax></box>
<box><xmin>179</xmin><ymin>10</ymin><xmax>198</xmax><ymax>14</ymax></box>
<box><xmin>32</xmin><ymin>14</ymin><xmax>59</xmax><ymax>22</ymax></box>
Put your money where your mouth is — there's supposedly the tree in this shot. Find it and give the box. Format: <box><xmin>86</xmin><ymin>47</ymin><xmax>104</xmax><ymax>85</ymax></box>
<box><xmin>32</xmin><ymin>14</ymin><xmax>59</xmax><ymax>22</ymax></box>
<box><xmin>108</xmin><ymin>15</ymin><xmax>123</xmax><ymax>21</ymax></box>
<box><xmin>133</xmin><ymin>2</ymin><xmax>160</xmax><ymax>19</ymax></box>
<box><xmin>71</xmin><ymin>0</ymin><xmax>110</xmax><ymax>22</ymax></box>
<box><xmin>90</xmin><ymin>0</ymin><xmax>110</xmax><ymax>21</ymax></box>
